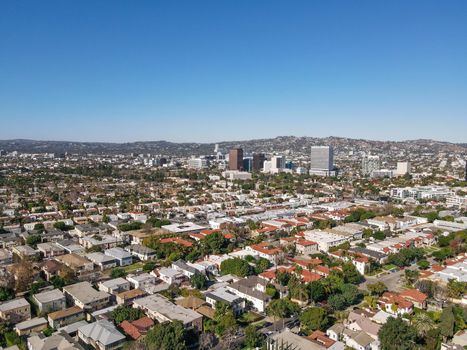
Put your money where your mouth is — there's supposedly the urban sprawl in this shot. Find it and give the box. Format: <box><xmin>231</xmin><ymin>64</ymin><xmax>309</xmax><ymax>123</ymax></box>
<box><xmin>0</xmin><ymin>140</ymin><xmax>466</xmax><ymax>350</ymax></box>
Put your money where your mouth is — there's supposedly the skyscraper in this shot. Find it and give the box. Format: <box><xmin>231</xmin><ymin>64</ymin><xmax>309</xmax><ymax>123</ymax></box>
<box><xmin>229</xmin><ymin>148</ymin><xmax>244</xmax><ymax>171</ymax></box>
<box><xmin>395</xmin><ymin>161</ymin><xmax>411</xmax><ymax>176</ymax></box>
<box><xmin>361</xmin><ymin>154</ymin><xmax>380</xmax><ymax>176</ymax></box>
<box><xmin>310</xmin><ymin>146</ymin><xmax>334</xmax><ymax>175</ymax></box>
<box><xmin>252</xmin><ymin>153</ymin><xmax>266</xmax><ymax>172</ymax></box>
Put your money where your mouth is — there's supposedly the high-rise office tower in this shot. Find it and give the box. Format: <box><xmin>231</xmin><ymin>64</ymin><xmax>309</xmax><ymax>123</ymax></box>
<box><xmin>229</xmin><ymin>148</ymin><xmax>244</xmax><ymax>171</ymax></box>
<box><xmin>310</xmin><ymin>146</ymin><xmax>334</xmax><ymax>175</ymax></box>
<box><xmin>252</xmin><ymin>153</ymin><xmax>266</xmax><ymax>171</ymax></box>
<box><xmin>243</xmin><ymin>157</ymin><xmax>253</xmax><ymax>172</ymax></box>
<box><xmin>361</xmin><ymin>154</ymin><xmax>380</xmax><ymax>176</ymax></box>
<box><xmin>396</xmin><ymin>161</ymin><xmax>411</xmax><ymax>176</ymax></box>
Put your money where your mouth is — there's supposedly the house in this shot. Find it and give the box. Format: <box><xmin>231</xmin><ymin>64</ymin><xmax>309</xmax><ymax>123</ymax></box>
<box><xmin>0</xmin><ymin>298</ymin><xmax>31</xmax><ymax>323</ymax></box>
<box><xmin>86</xmin><ymin>253</ymin><xmax>118</xmax><ymax>271</ymax></box>
<box><xmin>172</xmin><ymin>260</ymin><xmax>198</xmax><ymax>278</ymax></box>
<box><xmin>98</xmin><ymin>278</ymin><xmax>131</xmax><ymax>295</ymax></box>
<box><xmin>0</xmin><ymin>248</ymin><xmax>13</xmax><ymax>265</ymax></box>
<box><xmin>296</xmin><ymin>239</ymin><xmax>319</xmax><ymax>256</ymax></box>
<box><xmin>378</xmin><ymin>292</ymin><xmax>413</xmax><ymax>315</ymax></box>
<box><xmin>126</xmin><ymin>273</ymin><xmax>156</xmax><ymax>290</ymax></box>
<box><xmin>268</xmin><ymin>328</ymin><xmax>344</xmax><ymax>350</ymax></box>
<box><xmin>132</xmin><ymin>294</ymin><xmax>203</xmax><ymax>332</ymax></box>
<box><xmin>342</xmin><ymin>328</ymin><xmax>376</xmax><ymax>350</ymax></box>
<box><xmin>156</xmin><ymin>267</ymin><xmax>185</xmax><ymax>285</ymax></box>
<box><xmin>399</xmin><ymin>289</ymin><xmax>428</xmax><ymax>309</ymax></box>
<box><xmin>36</xmin><ymin>242</ymin><xmax>66</xmax><ymax>258</ymax></box>
<box><xmin>115</xmin><ymin>288</ymin><xmax>146</xmax><ymax>305</ymax></box>
<box><xmin>161</xmin><ymin>222</ymin><xmax>206</xmax><ymax>235</ymax></box>
<box><xmin>78</xmin><ymin>319</ymin><xmax>126</xmax><ymax>350</ymax></box>
<box><xmin>79</xmin><ymin>235</ymin><xmax>124</xmax><ymax>250</ymax></box>
<box><xmin>347</xmin><ymin>310</ymin><xmax>381</xmax><ymax>340</ymax></box>
<box><xmin>119</xmin><ymin>317</ymin><xmax>154</xmax><ymax>340</ymax></box>
<box><xmin>124</xmin><ymin>244</ymin><xmax>156</xmax><ymax>261</ymax></box>
<box><xmin>63</xmin><ymin>282</ymin><xmax>110</xmax><ymax>311</ymax></box>
<box><xmin>28</xmin><ymin>331</ymin><xmax>82</xmax><ymax>350</ymax></box>
<box><xmin>175</xmin><ymin>296</ymin><xmax>215</xmax><ymax>320</ymax></box>
<box><xmin>47</xmin><ymin>306</ymin><xmax>85</xmax><ymax>329</ymax></box>
<box><xmin>55</xmin><ymin>254</ymin><xmax>94</xmax><ymax>275</ymax></box>
<box><xmin>227</xmin><ymin>276</ymin><xmax>270</xmax><ymax>313</ymax></box>
<box><xmin>14</xmin><ymin>317</ymin><xmax>48</xmax><ymax>336</ymax></box>
<box><xmin>12</xmin><ymin>245</ymin><xmax>39</xmax><ymax>260</ymax></box>
<box><xmin>303</xmin><ymin>230</ymin><xmax>351</xmax><ymax>252</ymax></box>
<box><xmin>245</xmin><ymin>243</ymin><xmax>282</xmax><ymax>265</ymax></box>
<box><xmin>32</xmin><ymin>289</ymin><xmax>66</xmax><ymax>314</ymax></box>
<box><xmin>41</xmin><ymin>259</ymin><xmax>66</xmax><ymax>281</ymax></box>
<box><xmin>205</xmin><ymin>286</ymin><xmax>245</xmax><ymax>315</ymax></box>
<box><xmin>104</xmin><ymin>248</ymin><xmax>132</xmax><ymax>267</ymax></box>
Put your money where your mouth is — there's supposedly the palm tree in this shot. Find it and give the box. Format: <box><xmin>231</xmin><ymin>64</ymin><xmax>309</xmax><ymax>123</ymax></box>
<box><xmin>412</xmin><ymin>312</ymin><xmax>436</xmax><ymax>336</ymax></box>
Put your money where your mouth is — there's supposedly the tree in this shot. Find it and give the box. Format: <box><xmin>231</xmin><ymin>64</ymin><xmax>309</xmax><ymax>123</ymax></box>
<box><xmin>255</xmin><ymin>257</ymin><xmax>271</xmax><ymax>274</ymax></box>
<box><xmin>0</xmin><ymin>287</ymin><xmax>14</xmax><ymax>301</ymax></box>
<box><xmin>143</xmin><ymin>261</ymin><xmax>156</xmax><ymax>272</ymax></box>
<box><xmin>299</xmin><ymin>307</ymin><xmax>329</xmax><ymax>333</ymax></box>
<box><xmin>432</xmin><ymin>248</ymin><xmax>454</xmax><ymax>262</ymax></box>
<box><xmin>144</xmin><ymin>320</ymin><xmax>187</xmax><ymax>350</ymax></box>
<box><xmin>342</xmin><ymin>263</ymin><xmax>362</xmax><ymax>284</ymax></box>
<box><xmin>267</xmin><ymin>299</ymin><xmax>299</xmax><ymax>321</ymax></box>
<box><xmin>340</xmin><ymin>284</ymin><xmax>360</xmax><ymax>306</ymax></box>
<box><xmin>220</xmin><ymin>258</ymin><xmax>253</xmax><ymax>277</ymax></box>
<box><xmin>367</xmin><ymin>282</ymin><xmax>387</xmax><ymax>296</ymax></box>
<box><xmin>244</xmin><ymin>325</ymin><xmax>264</xmax><ymax>348</ymax></box>
<box><xmin>190</xmin><ymin>272</ymin><xmax>207</xmax><ymax>290</ymax></box>
<box><xmin>199</xmin><ymin>331</ymin><xmax>218</xmax><ymax>350</ymax></box>
<box><xmin>413</xmin><ymin>279</ymin><xmax>434</xmax><ymax>298</ymax></box>
<box><xmin>14</xmin><ymin>260</ymin><xmax>34</xmax><ymax>292</ymax></box>
<box><xmin>26</xmin><ymin>234</ymin><xmax>41</xmax><ymax>248</ymax></box>
<box><xmin>373</xmin><ymin>231</ymin><xmax>386</xmax><ymax>240</ymax></box>
<box><xmin>404</xmin><ymin>270</ymin><xmax>420</xmax><ymax>286</ymax></box>
<box><xmin>411</xmin><ymin>312</ymin><xmax>436</xmax><ymax>336</ymax></box>
<box><xmin>417</xmin><ymin>260</ymin><xmax>430</xmax><ymax>270</ymax></box>
<box><xmin>378</xmin><ymin>316</ymin><xmax>417</xmax><ymax>350</ymax></box>
<box><xmin>111</xmin><ymin>305</ymin><xmax>145</xmax><ymax>324</ymax></box>
<box><xmin>309</xmin><ymin>281</ymin><xmax>326</xmax><ymax>302</ymax></box>
<box><xmin>204</xmin><ymin>232</ymin><xmax>226</xmax><ymax>254</ymax></box>
<box><xmin>363</xmin><ymin>295</ymin><xmax>377</xmax><ymax>309</ymax></box>
<box><xmin>439</xmin><ymin>306</ymin><xmax>455</xmax><ymax>339</ymax></box>
<box><xmin>328</xmin><ymin>294</ymin><xmax>347</xmax><ymax>311</ymax></box>
<box><xmin>110</xmin><ymin>268</ymin><xmax>127</xmax><ymax>278</ymax></box>
<box><xmin>447</xmin><ymin>279</ymin><xmax>467</xmax><ymax>299</ymax></box>
<box><xmin>50</xmin><ymin>276</ymin><xmax>66</xmax><ymax>289</ymax></box>
<box><xmin>276</xmin><ymin>271</ymin><xmax>291</xmax><ymax>286</ymax></box>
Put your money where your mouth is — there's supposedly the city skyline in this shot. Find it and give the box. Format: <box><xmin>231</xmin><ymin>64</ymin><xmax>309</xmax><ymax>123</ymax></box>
<box><xmin>1</xmin><ymin>0</ymin><xmax>466</xmax><ymax>142</ymax></box>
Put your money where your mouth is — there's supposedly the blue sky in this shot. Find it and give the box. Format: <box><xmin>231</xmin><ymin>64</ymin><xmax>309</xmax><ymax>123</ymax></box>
<box><xmin>0</xmin><ymin>0</ymin><xmax>466</xmax><ymax>143</ymax></box>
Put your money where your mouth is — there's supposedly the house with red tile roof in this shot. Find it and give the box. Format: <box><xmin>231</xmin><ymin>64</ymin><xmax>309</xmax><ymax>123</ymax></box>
<box><xmin>378</xmin><ymin>292</ymin><xmax>413</xmax><ymax>315</ymax></box>
<box><xmin>245</xmin><ymin>243</ymin><xmax>283</xmax><ymax>265</ymax></box>
<box><xmin>119</xmin><ymin>317</ymin><xmax>154</xmax><ymax>340</ymax></box>
<box><xmin>296</xmin><ymin>239</ymin><xmax>319</xmax><ymax>256</ymax></box>
<box><xmin>399</xmin><ymin>289</ymin><xmax>428</xmax><ymax>309</ymax></box>
<box><xmin>307</xmin><ymin>330</ymin><xmax>336</xmax><ymax>348</ymax></box>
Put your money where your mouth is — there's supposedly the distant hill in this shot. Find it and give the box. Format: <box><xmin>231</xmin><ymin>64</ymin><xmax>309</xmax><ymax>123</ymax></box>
<box><xmin>0</xmin><ymin>137</ymin><xmax>465</xmax><ymax>156</ymax></box>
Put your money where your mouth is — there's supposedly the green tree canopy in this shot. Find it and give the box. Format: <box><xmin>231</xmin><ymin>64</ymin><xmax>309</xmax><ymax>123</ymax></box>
<box><xmin>299</xmin><ymin>307</ymin><xmax>330</xmax><ymax>334</ymax></box>
<box><xmin>378</xmin><ymin>316</ymin><xmax>417</xmax><ymax>350</ymax></box>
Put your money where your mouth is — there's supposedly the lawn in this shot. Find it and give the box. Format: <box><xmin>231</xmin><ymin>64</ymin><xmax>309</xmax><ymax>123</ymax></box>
<box><xmin>122</xmin><ymin>261</ymin><xmax>146</xmax><ymax>274</ymax></box>
<box><xmin>382</xmin><ymin>264</ymin><xmax>398</xmax><ymax>271</ymax></box>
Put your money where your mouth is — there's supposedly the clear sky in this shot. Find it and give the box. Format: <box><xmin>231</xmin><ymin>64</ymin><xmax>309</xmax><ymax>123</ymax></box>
<box><xmin>0</xmin><ymin>1</ymin><xmax>466</xmax><ymax>143</ymax></box>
